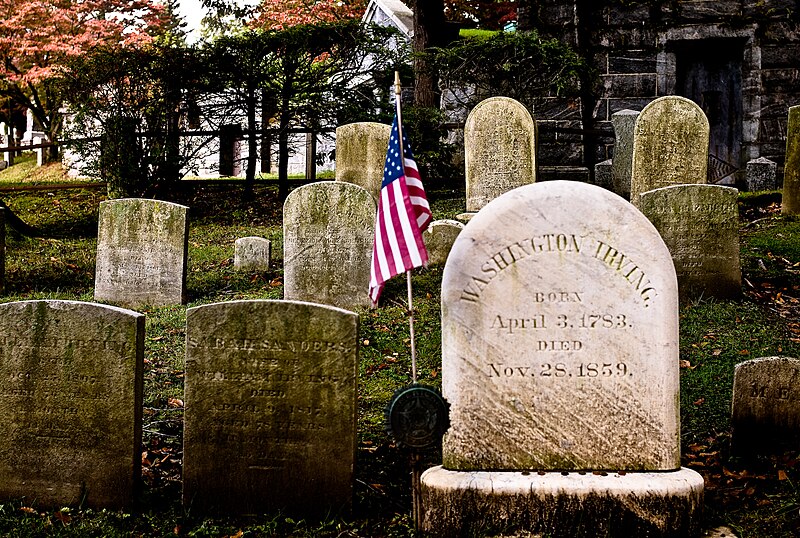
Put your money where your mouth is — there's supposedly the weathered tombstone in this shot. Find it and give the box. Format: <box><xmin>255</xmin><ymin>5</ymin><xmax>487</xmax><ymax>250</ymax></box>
<box><xmin>463</xmin><ymin>96</ymin><xmax>537</xmax><ymax>214</ymax></box>
<box><xmin>782</xmin><ymin>106</ymin><xmax>800</xmax><ymax>215</ymax></box>
<box><xmin>593</xmin><ymin>158</ymin><xmax>613</xmax><ymax>190</ymax></box>
<box><xmin>334</xmin><ymin>122</ymin><xmax>391</xmax><ymax>201</ymax></box>
<box><xmin>183</xmin><ymin>299</ymin><xmax>358</xmax><ymax>516</ymax></box>
<box><xmin>631</xmin><ymin>96</ymin><xmax>709</xmax><ymax>204</ymax></box>
<box><xmin>611</xmin><ymin>109</ymin><xmax>639</xmax><ymax>200</ymax></box>
<box><xmin>731</xmin><ymin>357</ymin><xmax>800</xmax><ymax>455</ymax></box>
<box><xmin>283</xmin><ymin>182</ymin><xmax>375</xmax><ymax>310</ymax></box>
<box><xmin>234</xmin><ymin>236</ymin><xmax>271</xmax><ymax>271</ymax></box>
<box><xmin>0</xmin><ymin>300</ymin><xmax>144</xmax><ymax>508</ymax></box>
<box><xmin>638</xmin><ymin>185</ymin><xmax>741</xmax><ymax>300</ymax></box>
<box><xmin>0</xmin><ymin>207</ymin><xmax>4</xmax><ymax>294</ymax></box>
<box><xmin>422</xmin><ymin>181</ymin><xmax>703</xmax><ymax>537</ymax></box>
<box><xmin>423</xmin><ymin>219</ymin><xmax>464</xmax><ymax>266</ymax></box>
<box><xmin>746</xmin><ymin>157</ymin><xmax>778</xmax><ymax>192</ymax></box>
<box><xmin>94</xmin><ymin>199</ymin><xmax>189</xmax><ymax>309</ymax></box>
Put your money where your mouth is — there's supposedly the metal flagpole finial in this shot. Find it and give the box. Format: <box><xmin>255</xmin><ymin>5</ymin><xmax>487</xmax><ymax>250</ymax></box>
<box><xmin>394</xmin><ymin>71</ymin><xmax>402</xmax><ymax>97</ymax></box>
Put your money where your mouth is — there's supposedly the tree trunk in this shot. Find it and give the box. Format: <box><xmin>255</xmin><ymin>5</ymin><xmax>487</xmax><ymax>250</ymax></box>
<box><xmin>574</xmin><ymin>0</ymin><xmax>599</xmax><ymax>181</ymax></box>
<box><xmin>278</xmin><ymin>128</ymin><xmax>290</xmax><ymax>201</ymax></box>
<box><xmin>410</xmin><ymin>0</ymin><xmax>446</xmax><ymax>108</ymax></box>
<box><xmin>516</xmin><ymin>0</ymin><xmax>535</xmax><ymax>32</ymax></box>
<box><xmin>244</xmin><ymin>86</ymin><xmax>258</xmax><ymax>198</ymax></box>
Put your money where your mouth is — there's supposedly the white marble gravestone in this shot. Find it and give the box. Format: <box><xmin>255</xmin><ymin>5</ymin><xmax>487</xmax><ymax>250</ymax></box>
<box><xmin>421</xmin><ymin>181</ymin><xmax>703</xmax><ymax>537</ymax></box>
<box><xmin>94</xmin><ymin>199</ymin><xmax>189</xmax><ymax>309</ymax></box>
<box><xmin>234</xmin><ymin>236</ymin><xmax>271</xmax><ymax>271</ymax></box>
<box><xmin>283</xmin><ymin>182</ymin><xmax>375</xmax><ymax>310</ymax></box>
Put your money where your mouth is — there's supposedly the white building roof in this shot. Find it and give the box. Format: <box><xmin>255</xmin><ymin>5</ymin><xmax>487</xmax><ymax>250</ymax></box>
<box><xmin>362</xmin><ymin>0</ymin><xmax>413</xmax><ymax>38</ymax></box>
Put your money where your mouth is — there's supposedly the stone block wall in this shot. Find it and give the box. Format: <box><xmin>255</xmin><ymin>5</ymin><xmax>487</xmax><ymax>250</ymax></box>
<box><xmin>532</xmin><ymin>0</ymin><xmax>800</xmax><ymax>180</ymax></box>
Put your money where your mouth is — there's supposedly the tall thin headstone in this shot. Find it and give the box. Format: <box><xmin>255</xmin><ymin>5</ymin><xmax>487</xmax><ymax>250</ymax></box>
<box><xmin>94</xmin><ymin>199</ymin><xmax>189</xmax><ymax>309</ymax></box>
<box><xmin>283</xmin><ymin>182</ymin><xmax>375</xmax><ymax>310</ymax></box>
<box><xmin>639</xmin><ymin>185</ymin><xmax>741</xmax><ymax>300</ymax></box>
<box><xmin>731</xmin><ymin>357</ymin><xmax>800</xmax><ymax>455</ymax></box>
<box><xmin>0</xmin><ymin>300</ymin><xmax>144</xmax><ymax>508</ymax></box>
<box><xmin>631</xmin><ymin>96</ymin><xmax>709</xmax><ymax>204</ymax></box>
<box><xmin>183</xmin><ymin>299</ymin><xmax>358</xmax><ymax>515</ymax></box>
<box><xmin>611</xmin><ymin>109</ymin><xmax>639</xmax><ymax>200</ymax></box>
<box><xmin>464</xmin><ymin>97</ymin><xmax>536</xmax><ymax>214</ymax></box>
<box><xmin>422</xmin><ymin>181</ymin><xmax>703</xmax><ymax>537</ymax></box>
<box><xmin>335</xmin><ymin>122</ymin><xmax>391</xmax><ymax>201</ymax></box>
<box><xmin>0</xmin><ymin>207</ymin><xmax>4</xmax><ymax>294</ymax></box>
<box><xmin>782</xmin><ymin>106</ymin><xmax>800</xmax><ymax>214</ymax></box>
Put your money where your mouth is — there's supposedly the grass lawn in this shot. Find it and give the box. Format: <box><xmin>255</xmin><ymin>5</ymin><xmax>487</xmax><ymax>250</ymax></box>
<box><xmin>0</xmin><ymin>160</ymin><xmax>798</xmax><ymax>536</ymax></box>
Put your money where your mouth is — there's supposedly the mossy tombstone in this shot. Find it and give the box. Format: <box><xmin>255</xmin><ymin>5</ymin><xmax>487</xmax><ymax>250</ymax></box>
<box><xmin>283</xmin><ymin>182</ymin><xmax>375</xmax><ymax>310</ymax></box>
<box><xmin>782</xmin><ymin>106</ymin><xmax>800</xmax><ymax>215</ymax></box>
<box><xmin>183</xmin><ymin>300</ymin><xmax>359</xmax><ymax>516</ymax></box>
<box><xmin>639</xmin><ymin>184</ymin><xmax>741</xmax><ymax>300</ymax></box>
<box><xmin>464</xmin><ymin>97</ymin><xmax>537</xmax><ymax>213</ymax></box>
<box><xmin>334</xmin><ymin>122</ymin><xmax>391</xmax><ymax>202</ymax></box>
<box><xmin>94</xmin><ymin>198</ymin><xmax>189</xmax><ymax>309</ymax></box>
<box><xmin>631</xmin><ymin>96</ymin><xmax>709</xmax><ymax>204</ymax></box>
<box><xmin>0</xmin><ymin>300</ymin><xmax>144</xmax><ymax>509</ymax></box>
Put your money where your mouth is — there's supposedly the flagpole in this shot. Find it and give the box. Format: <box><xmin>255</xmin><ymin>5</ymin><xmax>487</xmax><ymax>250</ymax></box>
<box><xmin>394</xmin><ymin>71</ymin><xmax>425</xmax><ymax>531</ymax></box>
<box><xmin>394</xmin><ymin>71</ymin><xmax>418</xmax><ymax>384</ymax></box>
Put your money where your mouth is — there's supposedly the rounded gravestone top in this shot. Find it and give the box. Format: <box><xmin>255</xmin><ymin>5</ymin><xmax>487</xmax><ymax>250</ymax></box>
<box><xmin>631</xmin><ymin>96</ymin><xmax>709</xmax><ymax>203</ymax></box>
<box><xmin>441</xmin><ymin>180</ymin><xmax>680</xmax><ymax>471</ymax></box>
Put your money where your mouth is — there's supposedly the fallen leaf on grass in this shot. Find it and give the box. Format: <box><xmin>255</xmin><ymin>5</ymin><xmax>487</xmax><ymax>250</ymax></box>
<box><xmin>19</xmin><ymin>506</ymin><xmax>38</xmax><ymax>515</ymax></box>
<box><xmin>53</xmin><ymin>511</ymin><xmax>71</xmax><ymax>525</ymax></box>
<box><xmin>779</xmin><ymin>470</ymin><xmax>789</xmax><ymax>481</ymax></box>
<box><xmin>693</xmin><ymin>398</ymin><xmax>705</xmax><ymax>406</ymax></box>
<box><xmin>168</xmin><ymin>398</ymin><xmax>184</xmax><ymax>408</ymax></box>
<box><xmin>679</xmin><ymin>360</ymin><xmax>695</xmax><ymax>369</ymax></box>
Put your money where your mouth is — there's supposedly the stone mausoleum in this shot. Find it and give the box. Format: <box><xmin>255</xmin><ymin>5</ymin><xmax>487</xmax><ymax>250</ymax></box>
<box><xmin>366</xmin><ymin>0</ymin><xmax>800</xmax><ymax>186</ymax></box>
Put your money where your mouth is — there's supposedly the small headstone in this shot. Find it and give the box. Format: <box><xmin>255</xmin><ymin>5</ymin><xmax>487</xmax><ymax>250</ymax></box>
<box><xmin>234</xmin><ymin>236</ymin><xmax>271</xmax><ymax>271</ymax></box>
<box><xmin>34</xmin><ymin>136</ymin><xmax>44</xmax><ymax>166</ymax></box>
<box><xmin>638</xmin><ymin>185</ymin><xmax>741</xmax><ymax>300</ymax></box>
<box><xmin>731</xmin><ymin>357</ymin><xmax>800</xmax><ymax>455</ymax></box>
<box><xmin>1</xmin><ymin>123</ymin><xmax>12</xmax><ymax>167</ymax></box>
<box><xmin>94</xmin><ymin>199</ymin><xmax>189</xmax><ymax>309</ymax></box>
<box><xmin>0</xmin><ymin>300</ymin><xmax>144</xmax><ymax>509</ymax></box>
<box><xmin>423</xmin><ymin>219</ymin><xmax>464</xmax><ymax>266</ymax></box>
<box><xmin>593</xmin><ymin>158</ymin><xmax>613</xmax><ymax>190</ymax></box>
<box><xmin>782</xmin><ymin>106</ymin><xmax>800</xmax><ymax>215</ymax></box>
<box><xmin>283</xmin><ymin>182</ymin><xmax>375</xmax><ymax>310</ymax></box>
<box><xmin>611</xmin><ymin>109</ymin><xmax>639</xmax><ymax>200</ymax></box>
<box><xmin>334</xmin><ymin>122</ymin><xmax>391</xmax><ymax>201</ymax></box>
<box><xmin>183</xmin><ymin>299</ymin><xmax>359</xmax><ymax>516</ymax></box>
<box><xmin>746</xmin><ymin>157</ymin><xmax>778</xmax><ymax>192</ymax></box>
<box><xmin>422</xmin><ymin>181</ymin><xmax>702</xmax><ymax>536</ymax></box>
<box><xmin>464</xmin><ymin>97</ymin><xmax>537</xmax><ymax>213</ymax></box>
<box><xmin>631</xmin><ymin>96</ymin><xmax>709</xmax><ymax>203</ymax></box>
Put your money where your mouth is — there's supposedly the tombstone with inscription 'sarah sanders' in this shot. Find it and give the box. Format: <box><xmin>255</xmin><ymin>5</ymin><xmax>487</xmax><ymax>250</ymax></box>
<box><xmin>421</xmin><ymin>181</ymin><xmax>703</xmax><ymax>537</ymax></box>
<box><xmin>0</xmin><ymin>300</ymin><xmax>144</xmax><ymax>509</ymax></box>
<box><xmin>283</xmin><ymin>182</ymin><xmax>375</xmax><ymax>310</ymax></box>
<box><xmin>639</xmin><ymin>184</ymin><xmax>741</xmax><ymax>300</ymax></box>
<box><xmin>183</xmin><ymin>299</ymin><xmax>358</xmax><ymax>516</ymax></box>
<box><xmin>731</xmin><ymin>357</ymin><xmax>800</xmax><ymax>456</ymax></box>
<box><xmin>234</xmin><ymin>236</ymin><xmax>271</xmax><ymax>272</ymax></box>
<box><xmin>464</xmin><ymin>96</ymin><xmax>536</xmax><ymax>213</ymax></box>
<box><xmin>630</xmin><ymin>96</ymin><xmax>709</xmax><ymax>204</ymax></box>
<box><xmin>335</xmin><ymin>122</ymin><xmax>391</xmax><ymax>202</ymax></box>
<box><xmin>94</xmin><ymin>199</ymin><xmax>189</xmax><ymax>309</ymax></box>
<box><xmin>423</xmin><ymin>219</ymin><xmax>464</xmax><ymax>266</ymax></box>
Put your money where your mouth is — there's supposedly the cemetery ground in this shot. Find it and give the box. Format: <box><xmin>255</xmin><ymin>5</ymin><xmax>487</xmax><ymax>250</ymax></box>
<box><xmin>0</xmin><ymin>161</ymin><xmax>799</xmax><ymax>536</ymax></box>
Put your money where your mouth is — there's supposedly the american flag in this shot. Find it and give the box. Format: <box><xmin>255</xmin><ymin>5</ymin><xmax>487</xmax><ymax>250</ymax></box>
<box><xmin>368</xmin><ymin>115</ymin><xmax>432</xmax><ymax>305</ymax></box>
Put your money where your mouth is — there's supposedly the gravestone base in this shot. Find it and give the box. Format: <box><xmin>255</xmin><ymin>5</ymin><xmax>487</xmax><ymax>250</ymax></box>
<box><xmin>421</xmin><ymin>466</ymin><xmax>704</xmax><ymax>538</ymax></box>
<box><xmin>455</xmin><ymin>212</ymin><xmax>476</xmax><ymax>223</ymax></box>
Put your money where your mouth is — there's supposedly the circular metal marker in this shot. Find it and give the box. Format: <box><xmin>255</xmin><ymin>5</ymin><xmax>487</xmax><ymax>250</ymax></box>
<box><xmin>386</xmin><ymin>384</ymin><xmax>450</xmax><ymax>449</ymax></box>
